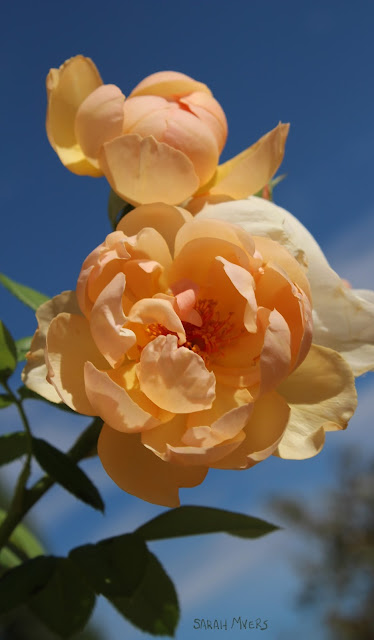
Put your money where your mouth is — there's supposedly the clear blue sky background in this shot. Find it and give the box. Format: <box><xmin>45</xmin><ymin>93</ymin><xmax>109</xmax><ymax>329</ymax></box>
<box><xmin>1</xmin><ymin>1</ymin><xmax>374</xmax><ymax>638</ymax></box>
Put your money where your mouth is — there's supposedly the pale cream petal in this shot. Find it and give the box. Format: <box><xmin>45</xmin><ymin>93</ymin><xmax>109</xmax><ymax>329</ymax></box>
<box><xmin>22</xmin><ymin>291</ymin><xmax>81</xmax><ymax>402</ymax></box>
<box><xmin>75</xmin><ymin>84</ymin><xmax>125</xmax><ymax>167</ymax></box>
<box><xmin>129</xmin><ymin>71</ymin><xmax>211</xmax><ymax>98</ymax></box>
<box><xmin>197</xmin><ymin>196</ymin><xmax>374</xmax><ymax>376</ymax></box>
<box><xmin>84</xmin><ymin>362</ymin><xmax>161</xmax><ymax>432</ymax></box>
<box><xmin>137</xmin><ymin>335</ymin><xmax>216</xmax><ymax>413</ymax></box>
<box><xmin>276</xmin><ymin>344</ymin><xmax>357</xmax><ymax>459</ymax></box>
<box><xmin>45</xmin><ymin>313</ymin><xmax>107</xmax><ymax>414</ymax></box>
<box><xmin>98</xmin><ymin>425</ymin><xmax>208</xmax><ymax>507</ymax></box>
<box><xmin>212</xmin><ymin>391</ymin><xmax>290</xmax><ymax>469</ymax></box>
<box><xmin>99</xmin><ymin>134</ymin><xmax>199</xmax><ymax>205</ymax></box>
<box><xmin>90</xmin><ymin>272</ymin><xmax>136</xmax><ymax>368</ymax></box>
<box><xmin>200</xmin><ymin>123</ymin><xmax>289</xmax><ymax>198</ymax></box>
<box><xmin>117</xmin><ymin>203</ymin><xmax>193</xmax><ymax>254</ymax></box>
<box><xmin>46</xmin><ymin>55</ymin><xmax>103</xmax><ymax>176</ymax></box>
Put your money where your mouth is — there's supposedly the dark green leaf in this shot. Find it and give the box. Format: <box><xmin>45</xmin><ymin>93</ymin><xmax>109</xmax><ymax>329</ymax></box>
<box><xmin>16</xmin><ymin>336</ymin><xmax>32</xmax><ymax>362</ymax></box>
<box><xmin>0</xmin><ymin>393</ymin><xmax>13</xmax><ymax>408</ymax></box>
<box><xmin>17</xmin><ymin>385</ymin><xmax>75</xmax><ymax>413</ymax></box>
<box><xmin>0</xmin><ymin>555</ymin><xmax>57</xmax><ymax>614</ymax></box>
<box><xmin>29</xmin><ymin>557</ymin><xmax>95</xmax><ymax>638</ymax></box>
<box><xmin>110</xmin><ymin>552</ymin><xmax>179</xmax><ymax>637</ymax></box>
<box><xmin>136</xmin><ymin>506</ymin><xmax>279</xmax><ymax>541</ymax></box>
<box><xmin>32</xmin><ymin>437</ymin><xmax>104</xmax><ymax>511</ymax></box>
<box><xmin>0</xmin><ymin>545</ymin><xmax>21</xmax><ymax>572</ymax></box>
<box><xmin>108</xmin><ymin>189</ymin><xmax>134</xmax><ymax>229</ymax></box>
<box><xmin>0</xmin><ymin>509</ymin><xmax>45</xmax><ymax>573</ymax></box>
<box><xmin>0</xmin><ymin>431</ymin><xmax>28</xmax><ymax>465</ymax></box>
<box><xmin>0</xmin><ymin>510</ymin><xmax>45</xmax><ymax>560</ymax></box>
<box><xmin>0</xmin><ymin>273</ymin><xmax>49</xmax><ymax>311</ymax></box>
<box><xmin>70</xmin><ymin>533</ymin><xmax>148</xmax><ymax>598</ymax></box>
<box><xmin>0</xmin><ymin>320</ymin><xmax>17</xmax><ymax>380</ymax></box>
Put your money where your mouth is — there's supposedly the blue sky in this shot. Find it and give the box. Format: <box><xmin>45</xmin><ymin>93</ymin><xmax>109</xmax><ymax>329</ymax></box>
<box><xmin>1</xmin><ymin>1</ymin><xmax>374</xmax><ymax>638</ymax></box>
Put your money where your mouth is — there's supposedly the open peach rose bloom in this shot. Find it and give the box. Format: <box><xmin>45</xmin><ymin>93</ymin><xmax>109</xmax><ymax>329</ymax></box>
<box><xmin>22</xmin><ymin>199</ymin><xmax>371</xmax><ymax>507</ymax></box>
<box><xmin>46</xmin><ymin>55</ymin><xmax>288</xmax><ymax>205</ymax></box>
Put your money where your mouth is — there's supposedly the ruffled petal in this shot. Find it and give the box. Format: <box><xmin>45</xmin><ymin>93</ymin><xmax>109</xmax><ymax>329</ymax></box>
<box><xmin>84</xmin><ymin>361</ymin><xmax>162</xmax><ymax>432</ymax></box>
<box><xmin>129</xmin><ymin>71</ymin><xmax>211</xmax><ymax>99</ymax></box>
<box><xmin>46</xmin><ymin>55</ymin><xmax>103</xmax><ymax>176</ymax></box>
<box><xmin>197</xmin><ymin>196</ymin><xmax>374</xmax><ymax>376</ymax></box>
<box><xmin>199</xmin><ymin>123</ymin><xmax>289</xmax><ymax>198</ymax></box>
<box><xmin>258</xmin><ymin>308</ymin><xmax>292</xmax><ymax>394</ymax></box>
<box><xmin>212</xmin><ymin>391</ymin><xmax>290</xmax><ymax>469</ymax></box>
<box><xmin>90</xmin><ymin>272</ymin><xmax>136</xmax><ymax>367</ymax></box>
<box><xmin>255</xmin><ymin>262</ymin><xmax>312</xmax><ymax>371</ymax></box>
<box><xmin>117</xmin><ymin>203</ymin><xmax>193</xmax><ymax>254</ymax></box>
<box><xmin>22</xmin><ymin>291</ymin><xmax>81</xmax><ymax>402</ymax></box>
<box><xmin>98</xmin><ymin>425</ymin><xmax>208</xmax><ymax>507</ymax></box>
<box><xmin>142</xmin><ymin>385</ymin><xmax>252</xmax><ymax>465</ymax></box>
<box><xmin>45</xmin><ymin>313</ymin><xmax>107</xmax><ymax>414</ymax></box>
<box><xmin>276</xmin><ymin>344</ymin><xmax>357</xmax><ymax>459</ymax></box>
<box><xmin>174</xmin><ymin>218</ymin><xmax>255</xmax><ymax>258</ymax></box>
<box><xmin>215</xmin><ymin>257</ymin><xmax>257</xmax><ymax>333</ymax></box>
<box><xmin>137</xmin><ymin>334</ymin><xmax>216</xmax><ymax>413</ymax></box>
<box><xmin>75</xmin><ymin>84</ymin><xmax>125</xmax><ymax>167</ymax></box>
<box><xmin>99</xmin><ymin>134</ymin><xmax>199</xmax><ymax>205</ymax></box>
<box><xmin>128</xmin><ymin>297</ymin><xmax>186</xmax><ymax>344</ymax></box>
<box><xmin>180</xmin><ymin>91</ymin><xmax>228</xmax><ymax>153</ymax></box>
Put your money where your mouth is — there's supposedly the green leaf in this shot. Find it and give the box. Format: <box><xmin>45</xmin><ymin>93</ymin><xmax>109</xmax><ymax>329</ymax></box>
<box><xmin>0</xmin><ymin>320</ymin><xmax>17</xmax><ymax>380</ymax></box>
<box><xmin>70</xmin><ymin>533</ymin><xmax>148</xmax><ymax>598</ymax></box>
<box><xmin>17</xmin><ymin>385</ymin><xmax>75</xmax><ymax>413</ymax></box>
<box><xmin>0</xmin><ymin>272</ymin><xmax>49</xmax><ymax>311</ymax></box>
<box><xmin>0</xmin><ymin>393</ymin><xmax>13</xmax><ymax>408</ymax></box>
<box><xmin>16</xmin><ymin>336</ymin><xmax>32</xmax><ymax>362</ymax></box>
<box><xmin>0</xmin><ymin>509</ymin><xmax>45</xmax><ymax>570</ymax></box>
<box><xmin>108</xmin><ymin>189</ymin><xmax>134</xmax><ymax>230</ymax></box>
<box><xmin>136</xmin><ymin>506</ymin><xmax>280</xmax><ymax>541</ymax></box>
<box><xmin>29</xmin><ymin>557</ymin><xmax>95</xmax><ymax>638</ymax></box>
<box><xmin>32</xmin><ymin>437</ymin><xmax>104</xmax><ymax>512</ymax></box>
<box><xmin>0</xmin><ymin>431</ymin><xmax>28</xmax><ymax>465</ymax></box>
<box><xmin>0</xmin><ymin>555</ymin><xmax>57</xmax><ymax>614</ymax></box>
<box><xmin>110</xmin><ymin>552</ymin><xmax>179</xmax><ymax>637</ymax></box>
<box><xmin>0</xmin><ymin>545</ymin><xmax>21</xmax><ymax>572</ymax></box>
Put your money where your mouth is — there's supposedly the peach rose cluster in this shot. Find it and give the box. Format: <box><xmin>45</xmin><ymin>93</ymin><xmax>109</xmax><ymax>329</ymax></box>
<box><xmin>46</xmin><ymin>55</ymin><xmax>289</xmax><ymax>206</ymax></box>
<box><xmin>23</xmin><ymin>202</ymin><xmax>361</xmax><ymax>507</ymax></box>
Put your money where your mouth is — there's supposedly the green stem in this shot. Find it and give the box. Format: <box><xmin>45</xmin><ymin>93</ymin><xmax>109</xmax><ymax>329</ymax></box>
<box><xmin>0</xmin><ymin>381</ymin><xmax>33</xmax><ymax>550</ymax></box>
<box><xmin>0</xmin><ymin>395</ymin><xmax>102</xmax><ymax>552</ymax></box>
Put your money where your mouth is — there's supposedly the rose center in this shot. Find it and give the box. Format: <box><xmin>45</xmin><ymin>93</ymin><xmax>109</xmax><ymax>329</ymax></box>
<box><xmin>146</xmin><ymin>298</ymin><xmax>238</xmax><ymax>364</ymax></box>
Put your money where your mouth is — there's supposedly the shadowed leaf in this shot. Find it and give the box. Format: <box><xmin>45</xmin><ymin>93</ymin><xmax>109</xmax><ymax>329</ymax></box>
<box><xmin>136</xmin><ymin>506</ymin><xmax>280</xmax><ymax>541</ymax></box>
<box><xmin>32</xmin><ymin>437</ymin><xmax>104</xmax><ymax>512</ymax></box>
